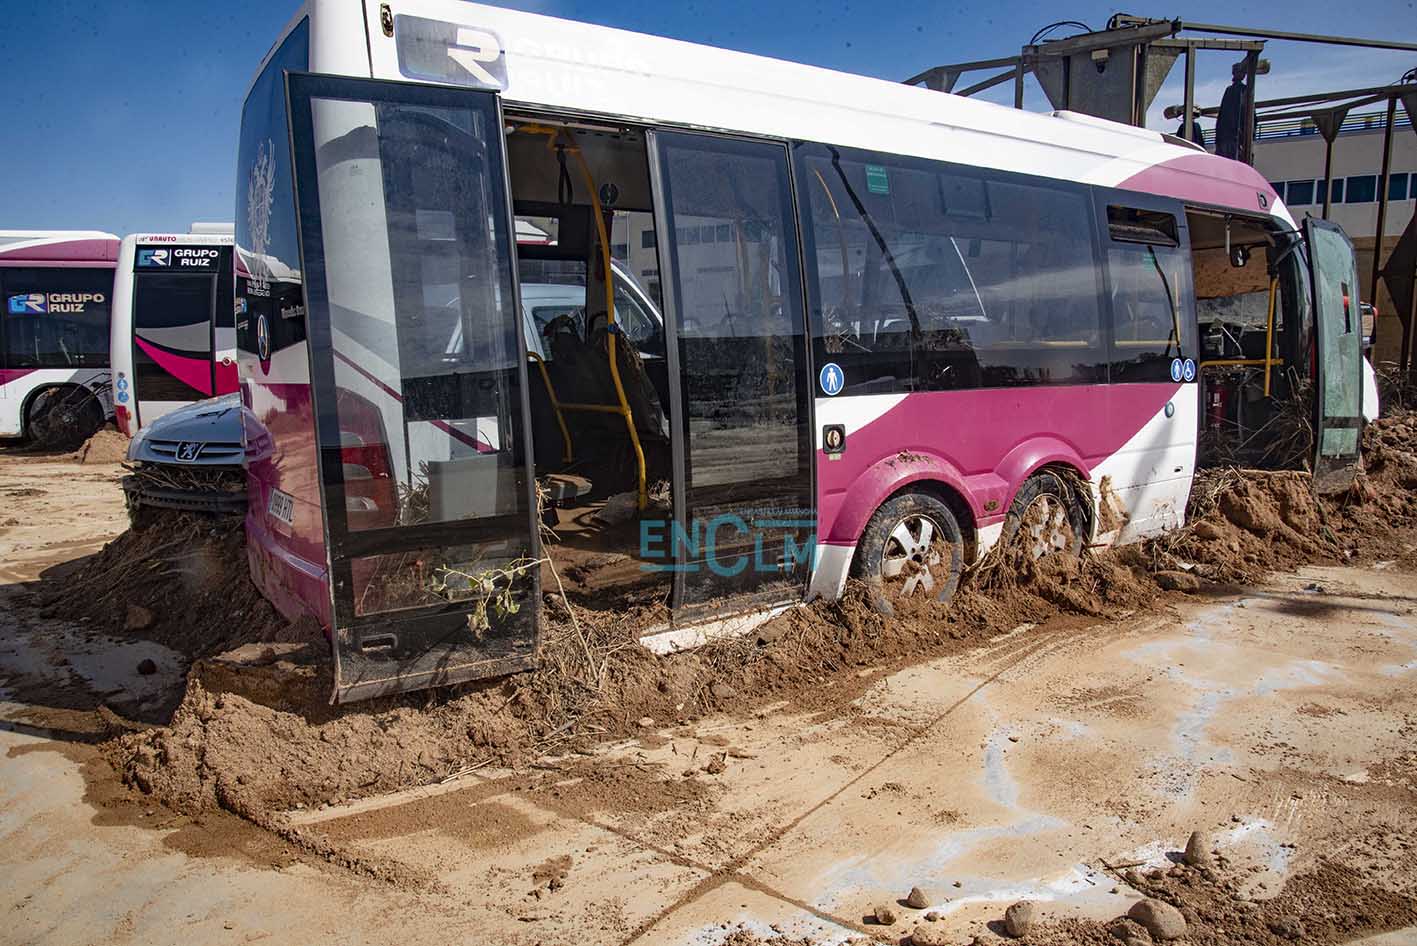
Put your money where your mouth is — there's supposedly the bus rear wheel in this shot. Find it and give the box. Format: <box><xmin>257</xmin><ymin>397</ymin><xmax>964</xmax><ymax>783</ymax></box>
<box><xmin>854</xmin><ymin>491</ymin><xmax>963</xmax><ymax>616</ymax></box>
<box><xmin>28</xmin><ymin>387</ymin><xmax>103</xmax><ymax>451</ymax></box>
<box><xmin>1001</xmin><ymin>472</ymin><xmax>1087</xmax><ymax>561</ymax></box>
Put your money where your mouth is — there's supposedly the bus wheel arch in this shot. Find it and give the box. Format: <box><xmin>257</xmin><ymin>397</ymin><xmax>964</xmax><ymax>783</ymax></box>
<box><xmin>850</xmin><ymin>479</ymin><xmax>975</xmax><ymax>617</ymax></box>
<box><xmin>999</xmin><ymin>463</ymin><xmax>1093</xmax><ymax>561</ymax></box>
<box><xmin>24</xmin><ymin>384</ymin><xmax>104</xmax><ymax>450</ymax></box>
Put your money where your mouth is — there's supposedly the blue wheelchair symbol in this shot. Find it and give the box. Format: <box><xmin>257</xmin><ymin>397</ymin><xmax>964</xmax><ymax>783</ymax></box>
<box><xmin>819</xmin><ymin>362</ymin><xmax>845</xmax><ymax>396</ymax></box>
<box><xmin>1169</xmin><ymin>358</ymin><xmax>1184</xmax><ymax>383</ymax></box>
<box><xmin>1182</xmin><ymin>358</ymin><xmax>1197</xmax><ymax>383</ymax></box>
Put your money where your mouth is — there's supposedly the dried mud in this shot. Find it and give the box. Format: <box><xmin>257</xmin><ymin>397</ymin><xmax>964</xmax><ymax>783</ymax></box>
<box><xmin>90</xmin><ymin>413</ymin><xmax>1417</xmax><ymax>874</ymax></box>
<box><xmin>37</xmin><ymin>513</ymin><xmax>297</xmax><ymax>660</ymax></box>
<box><xmin>1001</xmin><ymin>854</ymin><xmax>1417</xmax><ymax>946</ymax></box>
<box><xmin>71</xmin><ymin>426</ymin><xmax>130</xmax><ymax>464</ymax></box>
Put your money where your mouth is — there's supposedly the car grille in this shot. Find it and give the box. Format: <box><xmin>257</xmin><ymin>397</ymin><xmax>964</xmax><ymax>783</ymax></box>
<box><xmin>146</xmin><ymin>439</ymin><xmax>244</xmax><ymax>462</ymax></box>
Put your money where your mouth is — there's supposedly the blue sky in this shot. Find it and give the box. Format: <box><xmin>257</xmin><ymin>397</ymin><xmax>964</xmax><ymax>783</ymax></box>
<box><xmin>2</xmin><ymin>0</ymin><xmax>1411</xmax><ymax>236</ymax></box>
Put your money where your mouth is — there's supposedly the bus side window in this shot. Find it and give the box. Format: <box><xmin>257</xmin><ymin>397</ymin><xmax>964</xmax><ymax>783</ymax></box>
<box><xmin>796</xmin><ymin>145</ymin><xmax>1104</xmax><ymax>392</ymax></box>
<box><xmin>1104</xmin><ymin>206</ymin><xmax>1196</xmax><ymax>384</ymax></box>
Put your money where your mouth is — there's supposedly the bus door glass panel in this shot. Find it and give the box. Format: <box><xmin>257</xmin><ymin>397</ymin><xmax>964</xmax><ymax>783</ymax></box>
<box><xmin>2</xmin><ymin>267</ymin><xmax>113</xmax><ymax>370</ymax></box>
<box><xmin>652</xmin><ymin>131</ymin><xmax>813</xmax><ymax>610</ymax></box>
<box><xmin>1303</xmin><ymin>218</ymin><xmax>1363</xmax><ymax>491</ymax></box>
<box><xmin>132</xmin><ymin>272</ymin><xmax>218</xmax><ymax>402</ymax></box>
<box><xmin>286</xmin><ymin>73</ymin><xmax>538</xmax><ymax>701</ymax></box>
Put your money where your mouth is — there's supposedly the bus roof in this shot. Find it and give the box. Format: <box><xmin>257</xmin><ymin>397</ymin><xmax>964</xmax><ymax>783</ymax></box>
<box><xmin>121</xmin><ymin>232</ymin><xmax>236</xmax><ymax>248</ymax></box>
<box><xmin>272</xmin><ymin>0</ymin><xmax>1283</xmax><ymax>221</ymax></box>
<box><xmin>0</xmin><ymin>231</ymin><xmax>120</xmax><ymax>266</ymax></box>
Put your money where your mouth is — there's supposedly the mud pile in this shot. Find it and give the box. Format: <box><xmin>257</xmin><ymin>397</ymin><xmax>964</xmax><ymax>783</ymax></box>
<box><xmin>72</xmin><ymin>426</ymin><xmax>129</xmax><ymax>464</ymax></box>
<box><xmin>39</xmin><ymin>513</ymin><xmax>293</xmax><ymax>660</ymax></box>
<box><xmin>111</xmin><ymin>552</ymin><xmax>1168</xmax><ymax>821</ymax></box>
<box><xmin>109</xmin><ymin>413</ymin><xmax>1417</xmax><ymax>824</ymax></box>
<box><xmin>1160</xmin><ymin>411</ymin><xmax>1417</xmax><ymax>584</ymax></box>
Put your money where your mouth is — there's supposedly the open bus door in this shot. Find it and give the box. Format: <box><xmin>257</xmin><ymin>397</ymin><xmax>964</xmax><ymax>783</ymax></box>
<box><xmin>285</xmin><ymin>73</ymin><xmax>542</xmax><ymax>702</ymax></box>
<box><xmin>1303</xmin><ymin>219</ymin><xmax>1364</xmax><ymax>494</ymax></box>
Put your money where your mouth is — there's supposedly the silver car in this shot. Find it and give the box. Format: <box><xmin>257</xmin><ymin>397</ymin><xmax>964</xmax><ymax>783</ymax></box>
<box><xmin>122</xmin><ymin>393</ymin><xmax>247</xmax><ymax>528</ymax></box>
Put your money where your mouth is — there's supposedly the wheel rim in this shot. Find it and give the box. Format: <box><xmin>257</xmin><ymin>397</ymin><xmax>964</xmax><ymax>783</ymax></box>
<box><xmin>879</xmin><ymin>513</ymin><xmax>947</xmax><ymax>598</ymax></box>
<box><xmin>1019</xmin><ymin>493</ymin><xmax>1074</xmax><ymax>560</ymax></box>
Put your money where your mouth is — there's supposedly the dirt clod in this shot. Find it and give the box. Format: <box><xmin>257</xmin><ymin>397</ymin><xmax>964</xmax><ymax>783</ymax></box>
<box><xmin>909</xmin><ymin>923</ymin><xmax>951</xmax><ymax>946</ymax></box>
<box><xmin>1183</xmin><ymin>830</ymin><xmax>1213</xmax><ymax>868</ymax></box>
<box><xmin>1153</xmin><ymin>570</ymin><xmax>1200</xmax><ymax>592</ymax></box>
<box><xmin>1127</xmin><ymin>897</ymin><xmax>1186</xmax><ymax>940</ymax></box>
<box><xmin>873</xmin><ymin>903</ymin><xmax>898</xmax><ymax>925</ymax></box>
<box><xmin>1004</xmin><ymin>900</ymin><xmax>1036</xmax><ymax>937</ymax></box>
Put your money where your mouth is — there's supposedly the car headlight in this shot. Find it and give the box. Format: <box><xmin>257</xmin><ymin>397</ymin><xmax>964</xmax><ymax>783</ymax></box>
<box><xmin>126</xmin><ymin>425</ymin><xmax>150</xmax><ymax>462</ymax></box>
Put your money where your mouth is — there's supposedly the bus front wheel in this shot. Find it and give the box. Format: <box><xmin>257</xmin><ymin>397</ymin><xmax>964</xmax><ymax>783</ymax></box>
<box><xmin>853</xmin><ymin>491</ymin><xmax>964</xmax><ymax>616</ymax></box>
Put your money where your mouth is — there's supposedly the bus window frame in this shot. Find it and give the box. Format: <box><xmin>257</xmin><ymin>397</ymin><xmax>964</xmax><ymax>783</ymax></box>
<box><xmin>1092</xmin><ymin>189</ymin><xmax>1196</xmax><ymax>384</ymax></box>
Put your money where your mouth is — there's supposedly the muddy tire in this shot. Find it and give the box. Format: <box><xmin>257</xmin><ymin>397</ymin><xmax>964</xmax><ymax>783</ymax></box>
<box><xmin>28</xmin><ymin>387</ymin><xmax>103</xmax><ymax>451</ymax></box>
<box><xmin>853</xmin><ymin>491</ymin><xmax>964</xmax><ymax>616</ymax></box>
<box><xmin>1000</xmin><ymin>471</ymin><xmax>1087</xmax><ymax>561</ymax></box>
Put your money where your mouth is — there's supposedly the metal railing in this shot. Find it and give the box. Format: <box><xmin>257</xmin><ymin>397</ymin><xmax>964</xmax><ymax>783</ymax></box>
<box><xmin>1256</xmin><ymin>109</ymin><xmax>1414</xmax><ymax>141</ymax></box>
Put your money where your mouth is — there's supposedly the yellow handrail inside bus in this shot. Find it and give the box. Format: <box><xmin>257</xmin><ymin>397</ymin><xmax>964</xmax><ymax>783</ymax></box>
<box><xmin>1264</xmin><ymin>276</ymin><xmax>1278</xmax><ymax>397</ymax></box>
<box><xmin>1200</xmin><ymin>358</ymin><xmax>1286</xmax><ymax>368</ymax></box>
<box><xmin>513</xmin><ymin>123</ymin><xmax>649</xmax><ymax>511</ymax></box>
<box><xmin>1200</xmin><ymin>278</ymin><xmax>1283</xmax><ymax>393</ymax></box>
<box><xmin>527</xmin><ymin>351</ymin><xmax>573</xmax><ymax>464</ymax></box>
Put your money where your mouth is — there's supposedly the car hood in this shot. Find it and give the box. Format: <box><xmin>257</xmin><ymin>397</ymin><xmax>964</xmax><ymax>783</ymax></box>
<box><xmin>129</xmin><ymin>393</ymin><xmax>245</xmax><ymax>466</ymax></box>
<box><xmin>143</xmin><ymin>393</ymin><xmax>243</xmax><ymax>439</ymax></box>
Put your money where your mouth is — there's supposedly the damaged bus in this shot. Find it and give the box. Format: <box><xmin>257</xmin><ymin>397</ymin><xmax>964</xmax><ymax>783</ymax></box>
<box><xmin>0</xmin><ymin>231</ymin><xmax>119</xmax><ymax>448</ymax></box>
<box><xmin>110</xmin><ymin>227</ymin><xmax>238</xmax><ymax>433</ymax></box>
<box><xmin>237</xmin><ymin>2</ymin><xmax>1371</xmax><ymax>702</ymax></box>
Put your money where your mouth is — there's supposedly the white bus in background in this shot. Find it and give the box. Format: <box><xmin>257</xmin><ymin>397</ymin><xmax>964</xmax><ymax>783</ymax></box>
<box><xmin>0</xmin><ymin>230</ymin><xmax>119</xmax><ymax>448</ymax></box>
<box><xmin>110</xmin><ymin>226</ymin><xmax>238</xmax><ymax>434</ymax></box>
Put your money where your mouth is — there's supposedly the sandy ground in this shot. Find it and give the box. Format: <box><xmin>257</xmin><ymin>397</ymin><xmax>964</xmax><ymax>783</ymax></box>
<box><xmin>2</xmin><ymin>447</ymin><xmax>1417</xmax><ymax>945</ymax></box>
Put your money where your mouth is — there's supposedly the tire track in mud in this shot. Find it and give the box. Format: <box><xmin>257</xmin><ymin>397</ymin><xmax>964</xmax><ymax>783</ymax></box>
<box><xmin>611</xmin><ymin>625</ymin><xmax>1084</xmax><ymax>945</ymax></box>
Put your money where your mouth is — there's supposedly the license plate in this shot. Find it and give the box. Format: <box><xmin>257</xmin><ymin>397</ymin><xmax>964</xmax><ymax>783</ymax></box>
<box><xmin>268</xmin><ymin>488</ymin><xmax>295</xmax><ymax>526</ymax></box>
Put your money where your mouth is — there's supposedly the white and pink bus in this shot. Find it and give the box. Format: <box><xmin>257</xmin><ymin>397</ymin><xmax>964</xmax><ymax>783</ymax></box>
<box><xmin>0</xmin><ymin>231</ymin><xmax>119</xmax><ymax>448</ymax></box>
<box><xmin>110</xmin><ymin>228</ymin><xmax>238</xmax><ymax>434</ymax></box>
<box><xmin>237</xmin><ymin>3</ymin><xmax>1368</xmax><ymax>701</ymax></box>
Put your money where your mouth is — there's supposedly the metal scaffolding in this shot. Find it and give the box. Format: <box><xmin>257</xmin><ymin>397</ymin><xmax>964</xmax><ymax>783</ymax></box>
<box><xmin>905</xmin><ymin>17</ymin><xmax>1417</xmax><ymax>365</ymax></box>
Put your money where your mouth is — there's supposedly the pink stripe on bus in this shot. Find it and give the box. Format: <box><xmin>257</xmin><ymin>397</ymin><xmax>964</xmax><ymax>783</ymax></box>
<box><xmin>134</xmin><ymin>337</ymin><xmax>215</xmax><ymax>396</ymax></box>
<box><xmin>1119</xmin><ymin>152</ymin><xmax>1279</xmax><ymax>215</ymax></box>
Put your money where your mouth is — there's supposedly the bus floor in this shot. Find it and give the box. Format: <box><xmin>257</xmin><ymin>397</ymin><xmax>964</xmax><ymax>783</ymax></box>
<box><xmin>541</xmin><ymin>496</ymin><xmax>673</xmax><ymax>609</ymax></box>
